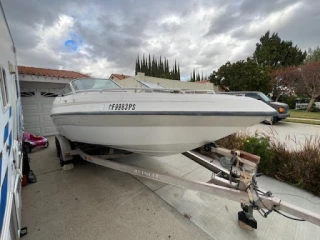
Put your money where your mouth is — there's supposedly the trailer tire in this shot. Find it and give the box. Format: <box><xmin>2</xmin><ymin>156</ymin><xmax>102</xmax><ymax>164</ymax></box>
<box><xmin>55</xmin><ymin>137</ymin><xmax>60</xmax><ymax>157</ymax></box>
<box><xmin>24</xmin><ymin>143</ymin><xmax>31</xmax><ymax>153</ymax></box>
<box><xmin>59</xmin><ymin>150</ymin><xmax>64</xmax><ymax>167</ymax></box>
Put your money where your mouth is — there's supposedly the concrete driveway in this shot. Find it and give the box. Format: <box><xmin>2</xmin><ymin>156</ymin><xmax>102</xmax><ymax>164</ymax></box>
<box><xmin>22</xmin><ymin>122</ymin><xmax>320</xmax><ymax>239</ymax></box>
<box><xmin>22</xmin><ymin>137</ymin><xmax>211</xmax><ymax>240</ymax></box>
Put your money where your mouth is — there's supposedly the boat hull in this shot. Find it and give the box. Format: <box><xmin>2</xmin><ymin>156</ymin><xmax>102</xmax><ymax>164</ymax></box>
<box><xmin>51</xmin><ymin>91</ymin><xmax>277</xmax><ymax>156</ymax></box>
<box><xmin>52</xmin><ymin>114</ymin><xmax>267</xmax><ymax>156</ymax></box>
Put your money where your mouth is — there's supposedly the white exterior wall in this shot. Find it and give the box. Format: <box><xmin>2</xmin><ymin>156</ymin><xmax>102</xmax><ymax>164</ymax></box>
<box><xmin>19</xmin><ymin>74</ymin><xmax>72</xmax><ymax>84</ymax></box>
<box><xmin>19</xmin><ymin>76</ymin><xmax>68</xmax><ymax>136</ymax></box>
<box><xmin>114</xmin><ymin>72</ymin><xmax>220</xmax><ymax>92</ymax></box>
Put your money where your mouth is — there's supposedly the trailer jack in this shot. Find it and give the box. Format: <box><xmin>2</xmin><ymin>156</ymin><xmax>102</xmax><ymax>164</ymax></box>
<box><xmin>238</xmin><ymin>205</ymin><xmax>257</xmax><ymax>230</ymax></box>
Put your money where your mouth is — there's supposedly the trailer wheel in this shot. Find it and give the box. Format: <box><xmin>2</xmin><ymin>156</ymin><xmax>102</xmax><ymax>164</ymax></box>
<box><xmin>55</xmin><ymin>137</ymin><xmax>65</xmax><ymax>166</ymax></box>
<box><xmin>59</xmin><ymin>150</ymin><xmax>65</xmax><ymax>167</ymax></box>
<box><xmin>55</xmin><ymin>137</ymin><xmax>60</xmax><ymax>157</ymax></box>
<box><xmin>24</xmin><ymin>143</ymin><xmax>31</xmax><ymax>153</ymax></box>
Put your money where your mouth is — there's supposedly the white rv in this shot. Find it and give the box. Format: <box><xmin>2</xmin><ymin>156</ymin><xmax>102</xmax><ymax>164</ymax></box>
<box><xmin>0</xmin><ymin>1</ymin><xmax>25</xmax><ymax>239</ymax></box>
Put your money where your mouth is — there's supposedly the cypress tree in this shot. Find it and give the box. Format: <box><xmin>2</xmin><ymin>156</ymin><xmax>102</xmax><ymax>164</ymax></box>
<box><xmin>135</xmin><ymin>55</ymin><xmax>141</xmax><ymax>75</ymax></box>
<box><xmin>148</xmin><ymin>54</ymin><xmax>151</xmax><ymax>76</ymax></box>
<box><xmin>159</xmin><ymin>56</ymin><xmax>163</xmax><ymax>77</ymax></box>
<box><xmin>196</xmin><ymin>72</ymin><xmax>201</xmax><ymax>81</ymax></box>
<box><xmin>141</xmin><ymin>55</ymin><xmax>145</xmax><ymax>73</ymax></box>
<box><xmin>174</xmin><ymin>60</ymin><xmax>177</xmax><ymax>80</ymax></box>
<box><xmin>135</xmin><ymin>54</ymin><xmax>181</xmax><ymax>80</ymax></box>
<box><xmin>166</xmin><ymin>59</ymin><xmax>169</xmax><ymax>77</ymax></box>
<box><xmin>193</xmin><ymin>69</ymin><xmax>196</xmax><ymax>82</ymax></box>
<box><xmin>155</xmin><ymin>58</ymin><xmax>159</xmax><ymax>77</ymax></box>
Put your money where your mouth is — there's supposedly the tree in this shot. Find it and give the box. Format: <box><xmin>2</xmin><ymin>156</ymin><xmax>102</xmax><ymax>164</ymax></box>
<box><xmin>135</xmin><ymin>55</ymin><xmax>141</xmax><ymax>75</ymax></box>
<box><xmin>253</xmin><ymin>31</ymin><xmax>306</xmax><ymax>69</ymax></box>
<box><xmin>273</xmin><ymin>62</ymin><xmax>320</xmax><ymax>111</ymax></box>
<box><xmin>196</xmin><ymin>72</ymin><xmax>200</xmax><ymax>81</ymax></box>
<box><xmin>148</xmin><ymin>54</ymin><xmax>151</xmax><ymax>76</ymax></box>
<box><xmin>209</xmin><ymin>58</ymin><xmax>272</xmax><ymax>93</ymax></box>
<box><xmin>135</xmin><ymin>54</ymin><xmax>180</xmax><ymax>80</ymax></box>
<box><xmin>270</xmin><ymin>66</ymin><xmax>300</xmax><ymax>101</ymax></box>
<box><xmin>305</xmin><ymin>46</ymin><xmax>320</xmax><ymax>62</ymax></box>
<box><xmin>297</xmin><ymin>62</ymin><xmax>320</xmax><ymax>111</ymax></box>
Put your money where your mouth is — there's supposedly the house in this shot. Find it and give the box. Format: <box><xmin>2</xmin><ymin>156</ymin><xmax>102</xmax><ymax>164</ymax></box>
<box><xmin>18</xmin><ymin>66</ymin><xmax>89</xmax><ymax>136</ymax></box>
<box><xmin>109</xmin><ymin>73</ymin><xmax>132</xmax><ymax>81</ymax></box>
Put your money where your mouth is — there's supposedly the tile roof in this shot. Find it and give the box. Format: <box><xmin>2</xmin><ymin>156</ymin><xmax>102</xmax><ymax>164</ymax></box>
<box><xmin>197</xmin><ymin>80</ymin><xmax>210</xmax><ymax>83</ymax></box>
<box><xmin>18</xmin><ymin>66</ymin><xmax>89</xmax><ymax>79</ymax></box>
<box><xmin>110</xmin><ymin>73</ymin><xmax>132</xmax><ymax>80</ymax></box>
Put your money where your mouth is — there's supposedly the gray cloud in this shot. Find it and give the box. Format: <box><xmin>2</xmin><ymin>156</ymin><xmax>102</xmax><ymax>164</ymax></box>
<box><xmin>2</xmin><ymin>0</ymin><xmax>319</xmax><ymax>79</ymax></box>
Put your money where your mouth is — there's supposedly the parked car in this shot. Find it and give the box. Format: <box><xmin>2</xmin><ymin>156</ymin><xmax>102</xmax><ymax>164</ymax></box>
<box><xmin>220</xmin><ymin>91</ymin><xmax>290</xmax><ymax>124</ymax></box>
<box><xmin>23</xmin><ymin>132</ymin><xmax>49</xmax><ymax>153</ymax></box>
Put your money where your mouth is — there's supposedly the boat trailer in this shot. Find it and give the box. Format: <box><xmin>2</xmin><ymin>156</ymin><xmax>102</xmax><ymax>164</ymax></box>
<box><xmin>55</xmin><ymin>134</ymin><xmax>320</xmax><ymax>230</ymax></box>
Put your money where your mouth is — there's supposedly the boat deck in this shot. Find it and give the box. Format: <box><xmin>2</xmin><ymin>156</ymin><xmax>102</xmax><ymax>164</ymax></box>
<box><xmin>22</xmin><ymin>136</ymin><xmax>320</xmax><ymax>240</ymax></box>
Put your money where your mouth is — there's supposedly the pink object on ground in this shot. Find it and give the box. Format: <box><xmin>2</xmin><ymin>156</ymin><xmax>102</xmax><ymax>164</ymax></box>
<box><xmin>23</xmin><ymin>132</ymin><xmax>49</xmax><ymax>152</ymax></box>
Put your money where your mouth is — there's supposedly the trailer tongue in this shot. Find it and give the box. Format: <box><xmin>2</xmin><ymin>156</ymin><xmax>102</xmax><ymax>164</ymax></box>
<box><xmin>55</xmin><ymin>134</ymin><xmax>320</xmax><ymax>230</ymax></box>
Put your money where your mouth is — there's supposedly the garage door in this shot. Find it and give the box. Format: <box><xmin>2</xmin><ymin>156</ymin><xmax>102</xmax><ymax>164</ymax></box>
<box><xmin>21</xmin><ymin>90</ymin><xmax>60</xmax><ymax>136</ymax></box>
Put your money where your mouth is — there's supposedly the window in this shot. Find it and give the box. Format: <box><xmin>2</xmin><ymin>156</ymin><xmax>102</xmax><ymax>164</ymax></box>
<box><xmin>0</xmin><ymin>68</ymin><xmax>9</xmax><ymax>107</ymax></box>
<box><xmin>245</xmin><ymin>93</ymin><xmax>271</xmax><ymax>102</ymax></box>
<box><xmin>41</xmin><ymin>92</ymin><xmax>58</xmax><ymax>97</ymax></box>
<box><xmin>21</xmin><ymin>92</ymin><xmax>35</xmax><ymax>97</ymax></box>
<box><xmin>245</xmin><ymin>93</ymin><xmax>260</xmax><ymax>100</ymax></box>
<box><xmin>139</xmin><ymin>81</ymin><xmax>164</xmax><ymax>89</ymax></box>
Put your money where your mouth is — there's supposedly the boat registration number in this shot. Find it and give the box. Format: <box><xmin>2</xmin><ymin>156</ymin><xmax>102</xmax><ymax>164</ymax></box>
<box><xmin>109</xmin><ymin>103</ymin><xmax>136</xmax><ymax>110</ymax></box>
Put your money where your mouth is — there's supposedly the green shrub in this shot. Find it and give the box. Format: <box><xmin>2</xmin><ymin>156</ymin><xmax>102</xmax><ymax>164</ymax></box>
<box><xmin>311</xmin><ymin>103</ymin><xmax>320</xmax><ymax>112</ymax></box>
<box><xmin>281</xmin><ymin>95</ymin><xmax>296</xmax><ymax>109</ymax></box>
<box><xmin>215</xmin><ymin>132</ymin><xmax>320</xmax><ymax>196</ymax></box>
<box><xmin>241</xmin><ymin>135</ymin><xmax>275</xmax><ymax>174</ymax></box>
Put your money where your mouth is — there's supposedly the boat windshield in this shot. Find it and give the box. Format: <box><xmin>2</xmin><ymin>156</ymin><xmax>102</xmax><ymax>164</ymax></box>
<box><xmin>72</xmin><ymin>78</ymin><xmax>121</xmax><ymax>92</ymax></box>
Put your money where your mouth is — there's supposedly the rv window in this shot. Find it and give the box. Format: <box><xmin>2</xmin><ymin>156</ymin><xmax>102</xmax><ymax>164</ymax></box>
<box><xmin>0</xmin><ymin>68</ymin><xmax>9</xmax><ymax>107</ymax></box>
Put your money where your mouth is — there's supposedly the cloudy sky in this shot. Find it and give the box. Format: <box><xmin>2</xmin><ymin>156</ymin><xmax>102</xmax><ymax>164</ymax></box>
<box><xmin>3</xmin><ymin>0</ymin><xmax>319</xmax><ymax>80</ymax></box>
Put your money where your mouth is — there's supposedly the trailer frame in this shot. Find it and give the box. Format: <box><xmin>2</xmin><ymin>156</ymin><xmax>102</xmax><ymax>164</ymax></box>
<box><xmin>54</xmin><ymin>134</ymin><xmax>320</xmax><ymax>230</ymax></box>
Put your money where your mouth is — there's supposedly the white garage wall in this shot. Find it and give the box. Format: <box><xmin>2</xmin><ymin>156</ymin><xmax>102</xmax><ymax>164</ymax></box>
<box><xmin>20</xmin><ymin>81</ymin><xmax>66</xmax><ymax>136</ymax></box>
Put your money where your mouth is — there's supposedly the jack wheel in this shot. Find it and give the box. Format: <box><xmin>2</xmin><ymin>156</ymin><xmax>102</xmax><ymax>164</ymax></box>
<box><xmin>204</xmin><ymin>143</ymin><xmax>216</xmax><ymax>152</ymax></box>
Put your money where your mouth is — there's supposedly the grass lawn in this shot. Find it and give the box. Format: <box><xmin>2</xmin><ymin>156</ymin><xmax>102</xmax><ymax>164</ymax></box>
<box><xmin>284</xmin><ymin>118</ymin><xmax>320</xmax><ymax>125</ymax></box>
<box><xmin>289</xmin><ymin>109</ymin><xmax>320</xmax><ymax>120</ymax></box>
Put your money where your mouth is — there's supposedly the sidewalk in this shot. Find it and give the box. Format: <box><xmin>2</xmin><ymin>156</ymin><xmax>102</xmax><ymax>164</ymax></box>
<box><xmin>287</xmin><ymin>117</ymin><xmax>320</xmax><ymax>122</ymax></box>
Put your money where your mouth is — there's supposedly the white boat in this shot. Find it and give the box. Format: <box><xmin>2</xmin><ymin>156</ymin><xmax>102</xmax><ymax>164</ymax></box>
<box><xmin>51</xmin><ymin>78</ymin><xmax>277</xmax><ymax>156</ymax></box>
